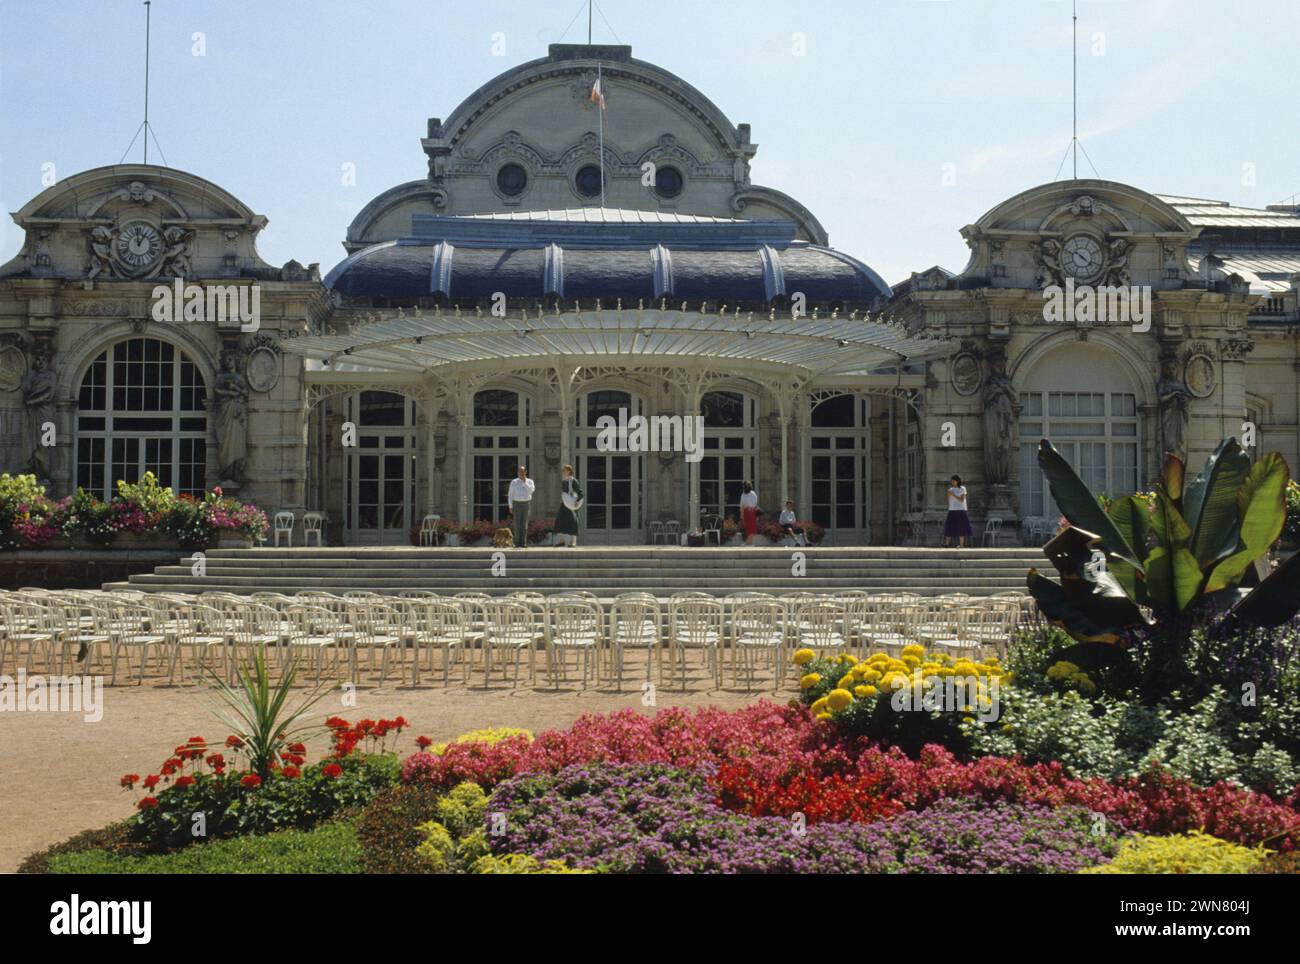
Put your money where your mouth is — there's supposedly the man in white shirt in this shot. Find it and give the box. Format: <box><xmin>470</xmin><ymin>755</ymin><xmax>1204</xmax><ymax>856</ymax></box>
<box><xmin>506</xmin><ymin>465</ymin><xmax>535</xmax><ymax>549</ymax></box>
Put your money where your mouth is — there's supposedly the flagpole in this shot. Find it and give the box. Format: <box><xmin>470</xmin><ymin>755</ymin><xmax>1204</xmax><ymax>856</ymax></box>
<box><xmin>597</xmin><ymin>61</ymin><xmax>605</xmax><ymax>208</ymax></box>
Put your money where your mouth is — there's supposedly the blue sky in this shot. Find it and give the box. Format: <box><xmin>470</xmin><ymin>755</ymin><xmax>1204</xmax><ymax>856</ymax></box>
<box><xmin>2</xmin><ymin>0</ymin><xmax>1297</xmax><ymax>285</ymax></box>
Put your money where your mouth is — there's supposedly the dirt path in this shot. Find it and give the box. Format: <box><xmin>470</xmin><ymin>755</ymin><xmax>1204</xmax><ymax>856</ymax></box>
<box><xmin>0</xmin><ymin>678</ymin><xmax>769</xmax><ymax>872</ymax></box>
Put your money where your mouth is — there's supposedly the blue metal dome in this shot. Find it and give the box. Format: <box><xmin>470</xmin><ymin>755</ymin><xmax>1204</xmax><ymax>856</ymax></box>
<box><xmin>325</xmin><ymin>208</ymin><xmax>891</xmax><ymax>309</ymax></box>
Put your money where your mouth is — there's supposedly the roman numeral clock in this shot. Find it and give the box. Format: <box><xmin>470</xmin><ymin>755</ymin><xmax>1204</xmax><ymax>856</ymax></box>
<box><xmin>1061</xmin><ymin>233</ymin><xmax>1104</xmax><ymax>282</ymax></box>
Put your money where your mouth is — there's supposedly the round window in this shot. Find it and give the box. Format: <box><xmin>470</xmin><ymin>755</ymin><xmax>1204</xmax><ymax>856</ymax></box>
<box><xmin>496</xmin><ymin>163</ymin><xmax>528</xmax><ymax>197</ymax></box>
<box><xmin>574</xmin><ymin>164</ymin><xmax>604</xmax><ymax>198</ymax></box>
<box><xmin>654</xmin><ymin>165</ymin><xmax>683</xmax><ymax>199</ymax></box>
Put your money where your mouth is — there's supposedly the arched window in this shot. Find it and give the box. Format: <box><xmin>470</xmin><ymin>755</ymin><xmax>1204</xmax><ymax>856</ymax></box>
<box><xmin>699</xmin><ymin>390</ymin><xmax>756</xmax><ymax>516</ymax></box>
<box><xmin>344</xmin><ymin>391</ymin><xmax>417</xmax><ymax>543</ymax></box>
<box><xmin>76</xmin><ymin>338</ymin><xmax>207</xmax><ymax>499</ymax></box>
<box><xmin>472</xmin><ymin>389</ymin><xmax>530</xmax><ymax>522</ymax></box>
<box><xmin>809</xmin><ymin>393</ymin><xmax>870</xmax><ymax>532</ymax></box>
<box><xmin>1018</xmin><ymin>343</ymin><xmax>1140</xmax><ymax>520</ymax></box>
<box><xmin>575</xmin><ymin>389</ymin><xmax>643</xmax><ymax>535</ymax></box>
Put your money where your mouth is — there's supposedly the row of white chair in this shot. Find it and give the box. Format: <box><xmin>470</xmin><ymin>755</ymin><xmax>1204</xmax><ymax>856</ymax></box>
<box><xmin>0</xmin><ymin>588</ymin><xmax>1032</xmax><ymax>692</ymax></box>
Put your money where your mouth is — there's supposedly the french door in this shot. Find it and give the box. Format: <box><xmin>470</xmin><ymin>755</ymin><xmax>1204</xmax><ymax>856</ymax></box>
<box><xmin>345</xmin><ymin>391</ymin><xmax>417</xmax><ymax>545</ymax></box>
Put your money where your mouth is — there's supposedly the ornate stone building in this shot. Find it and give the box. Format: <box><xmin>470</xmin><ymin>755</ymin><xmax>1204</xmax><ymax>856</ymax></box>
<box><xmin>893</xmin><ymin>182</ymin><xmax>1300</xmax><ymax>543</ymax></box>
<box><xmin>2</xmin><ymin>44</ymin><xmax>1297</xmax><ymax>545</ymax></box>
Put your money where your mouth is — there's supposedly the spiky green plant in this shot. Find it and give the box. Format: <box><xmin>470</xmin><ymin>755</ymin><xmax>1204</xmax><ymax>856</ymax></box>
<box><xmin>200</xmin><ymin>645</ymin><xmax>333</xmax><ymax>779</ymax></box>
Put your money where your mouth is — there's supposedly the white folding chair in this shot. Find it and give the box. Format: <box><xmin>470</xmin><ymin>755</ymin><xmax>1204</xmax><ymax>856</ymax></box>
<box><xmin>981</xmin><ymin>517</ymin><xmax>1005</xmax><ymax>547</ymax></box>
<box><xmin>273</xmin><ymin>511</ymin><xmax>296</xmax><ymax>547</ymax></box>
<box><xmin>547</xmin><ymin>598</ymin><xmax>602</xmax><ymax>689</ymax></box>
<box><xmin>732</xmin><ymin>599</ymin><xmax>787</xmax><ymax>692</ymax></box>
<box><xmin>609</xmin><ymin>593</ymin><xmax>661</xmax><ymax>689</ymax></box>
<box><xmin>481</xmin><ymin>598</ymin><xmax>542</xmax><ymax>687</ymax></box>
<box><xmin>667</xmin><ymin>596</ymin><xmax>724</xmax><ymax>690</ymax></box>
<box><xmin>302</xmin><ymin>512</ymin><xmax>325</xmax><ymax>547</ymax></box>
<box><xmin>418</xmin><ymin>514</ymin><xmax>442</xmax><ymax>546</ymax></box>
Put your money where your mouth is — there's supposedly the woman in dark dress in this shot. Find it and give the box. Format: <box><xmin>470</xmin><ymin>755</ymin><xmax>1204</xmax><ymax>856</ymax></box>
<box><xmin>554</xmin><ymin>463</ymin><xmax>584</xmax><ymax>547</ymax></box>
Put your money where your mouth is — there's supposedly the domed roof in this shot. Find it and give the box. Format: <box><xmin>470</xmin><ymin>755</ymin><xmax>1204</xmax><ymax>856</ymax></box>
<box><xmin>326</xmin><ymin>208</ymin><xmax>890</xmax><ymax>309</ymax></box>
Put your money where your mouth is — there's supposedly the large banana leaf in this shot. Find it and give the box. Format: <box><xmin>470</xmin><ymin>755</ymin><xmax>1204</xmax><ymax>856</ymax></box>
<box><xmin>1106</xmin><ymin>495</ymin><xmax>1152</xmax><ymax>603</ymax></box>
<box><xmin>1143</xmin><ymin>493</ymin><xmax>1202</xmax><ymax>611</ymax></box>
<box><xmin>1028</xmin><ymin>527</ymin><xmax>1151</xmax><ymax>644</ymax></box>
<box><xmin>1036</xmin><ymin>438</ymin><xmax>1143</xmax><ymax>570</ymax></box>
<box><xmin>1027</xmin><ymin>569</ymin><xmax>1130</xmax><ymax>645</ymax></box>
<box><xmin>1183</xmin><ymin>438</ymin><xmax>1251</xmax><ymax>568</ymax></box>
<box><xmin>1225</xmin><ymin>550</ymin><xmax>1300</xmax><ymax>630</ymax></box>
<box><xmin>1205</xmin><ymin>452</ymin><xmax>1290</xmax><ymax>593</ymax></box>
<box><xmin>1162</xmin><ymin>453</ymin><xmax>1185</xmax><ymax>504</ymax></box>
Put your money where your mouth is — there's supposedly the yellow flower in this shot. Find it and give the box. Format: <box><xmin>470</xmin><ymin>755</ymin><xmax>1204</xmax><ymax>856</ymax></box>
<box><xmin>792</xmin><ymin>648</ymin><xmax>815</xmax><ymax>666</ymax></box>
<box><xmin>1046</xmin><ymin>660</ymin><xmax>1081</xmax><ymax>681</ymax></box>
<box><xmin>853</xmin><ymin>684</ymin><xmax>878</xmax><ymax>698</ymax></box>
<box><xmin>858</xmin><ymin>667</ymin><xmax>881</xmax><ymax>683</ymax></box>
<box><xmin>838</xmin><ymin>653</ymin><xmax>858</xmax><ymax>666</ymax></box>
<box><xmin>826</xmin><ymin>688</ymin><xmax>853</xmax><ymax>711</ymax></box>
<box><xmin>810</xmin><ymin>696</ymin><xmax>829</xmax><ymax>715</ymax></box>
<box><xmin>901</xmin><ymin>643</ymin><xmax>926</xmax><ymax>659</ymax></box>
<box><xmin>837</xmin><ymin>674</ymin><xmax>855</xmax><ymax>690</ymax></box>
<box><xmin>815</xmin><ymin>712</ymin><xmax>832</xmax><ymax>722</ymax></box>
<box><xmin>902</xmin><ymin>654</ymin><xmax>921</xmax><ymax>669</ymax></box>
<box><xmin>800</xmin><ymin>672</ymin><xmax>822</xmax><ymax>690</ymax></box>
<box><xmin>880</xmin><ymin>670</ymin><xmax>909</xmax><ymax>691</ymax></box>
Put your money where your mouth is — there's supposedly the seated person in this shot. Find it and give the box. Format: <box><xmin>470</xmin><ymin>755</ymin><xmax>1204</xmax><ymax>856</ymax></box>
<box><xmin>778</xmin><ymin>500</ymin><xmax>807</xmax><ymax>546</ymax></box>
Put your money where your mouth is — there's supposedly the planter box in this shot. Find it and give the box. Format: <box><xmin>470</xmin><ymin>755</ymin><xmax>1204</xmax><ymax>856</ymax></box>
<box><xmin>216</xmin><ymin>532</ymin><xmax>254</xmax><ymax>549</ymax></box>
<box><xmin>112</xmin><ymin>532</ymin><xmax>183</xmax><ymax>551</ymax></box>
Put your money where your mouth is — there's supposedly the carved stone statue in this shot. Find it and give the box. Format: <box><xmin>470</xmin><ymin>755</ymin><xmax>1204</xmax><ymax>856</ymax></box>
<box><xmin>214</xmin><ymin>351</ymin><xmax>249</xmax><ymax>482</ymax></box>
<box><xmin>160</xmin><ymin>226</ymin><xmax>195</xmax><ymax>278</ymax></box>
<box><xmin>86</xmin><ymin>226</ymin><xmax>118</xmax><ymax>280</ymax></box>
<box><xmin>1102</xmin><ymin>238</ymin><xmax>1132</xmax><ymax>287</ymax></box>
<box><xmin>1032</xmin><ymin>238</ymin><xmax>1064</xmax><ymax>290</ymax></box>
<box><xmin>1157</xmin><ymin>356</ymin><xmax>1191</xmax><ymax>460</ymax></box>
<box><xmin>981</xmin><ymin>353</ymin><xmax>1018</xmax><ymax>485</ymax></box>
<box><xmin>22</xmin><ymin>348</ymin><xmax>57</xmax><ymax>481</ymax></box>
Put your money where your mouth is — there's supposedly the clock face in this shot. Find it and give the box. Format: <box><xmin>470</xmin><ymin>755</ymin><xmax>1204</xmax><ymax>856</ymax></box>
<box><xmin>115</xmin><ymin>222</ymin><xmax>162</xmax><ymax>271</ymax></box>
<box><xmin>1062</xmin><ymin>234</ymin><xmax>1104</xmax><ymax>282</ymax></box>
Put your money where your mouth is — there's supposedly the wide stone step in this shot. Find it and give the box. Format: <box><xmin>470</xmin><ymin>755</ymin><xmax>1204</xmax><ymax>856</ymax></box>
<box><xmin>112</xmin><ymin>546</ymin><xmax>1046</xmax><ymax>597</ymax></box>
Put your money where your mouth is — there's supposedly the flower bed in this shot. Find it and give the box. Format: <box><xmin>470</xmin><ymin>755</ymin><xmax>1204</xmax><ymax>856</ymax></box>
<box><xmin>0</xmin><ymin>472</ymin><xmax>268</xmax><ymax>550</ymax></box>
<box><xmin>487</xmin><ymin>763</ymin><xmax>1122</xmax><ymax>873</ymax></box>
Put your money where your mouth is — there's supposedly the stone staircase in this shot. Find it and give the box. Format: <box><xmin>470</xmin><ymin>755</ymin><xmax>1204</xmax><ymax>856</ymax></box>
<box><xmin>106</xmin><ymin>546</ymin><xmax>1046</xmax><ymax>597</ymax></box>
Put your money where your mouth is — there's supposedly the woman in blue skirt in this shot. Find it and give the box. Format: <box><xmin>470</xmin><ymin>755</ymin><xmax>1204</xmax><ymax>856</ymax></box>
<box><xmin>943</xmin><ymin>474</ymin><xmax>972</xmax><ymax>548</ymax></box>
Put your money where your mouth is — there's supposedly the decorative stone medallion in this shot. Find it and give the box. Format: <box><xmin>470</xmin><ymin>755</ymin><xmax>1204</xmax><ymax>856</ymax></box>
<box><xmin>1184</xmin><ymin>353</ymin><xmax>1216</xmax><ymax>398</ymax></box>
<box><xmin>0</xmin><ymin>345</ymin><xmax>26</xmax><ymax>391</ymax></box>
<box><xmin>246</xmin><ymin>345</ymin><xmax>280</xmax><ymax>394</ymax></box>
<box><xmin>950</xmin><ymin>352</ymin><xmax>983</xmax><ymax>396</ymax></box>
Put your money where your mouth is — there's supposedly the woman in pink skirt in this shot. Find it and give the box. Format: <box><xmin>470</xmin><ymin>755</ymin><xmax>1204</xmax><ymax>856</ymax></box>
<box><xmin>739</xmin><ymin>480</ymin><xmax>759</xmax><ymax>545</ymax></box>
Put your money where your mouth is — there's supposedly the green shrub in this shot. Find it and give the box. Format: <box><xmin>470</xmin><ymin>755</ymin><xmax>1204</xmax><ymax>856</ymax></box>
<box><xmin>355</xmin><ymin>784</ymin><xmax>445</xmax><ymax>873</ymax></box>
<box><xmin>470</xmin><ymin>854</ymin><xmax>595</xmax><ymax>874</ymax></box>
<box><xmin>1082</xmin><ymin>831</ymin><xmax>1268</xmax><ymax>875</ymax></box>
<box><xmin>413</xmin><ymin>782</ymin><xmax>490</xmax><ymax>872</ymax></box>
<box><xmin>17</xmin><ymin>821</ymin><xmax>143</xmax><ymax>874</ymax></box>
<box><xmin>47</xmin><ymin>820</ymin><xmax>361</xmax><ymax>874</ymax></box>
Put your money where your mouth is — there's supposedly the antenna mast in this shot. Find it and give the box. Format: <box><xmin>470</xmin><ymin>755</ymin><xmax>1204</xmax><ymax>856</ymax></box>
<box><xmin>1072</xmin><ymin>0</ymin><xmax>1077</xmax><ymax>178</ymax></box>
<box><xmin>143</xmin><ymin>0</ymin><xmax>152</xmax><ymax>164</ymax></box>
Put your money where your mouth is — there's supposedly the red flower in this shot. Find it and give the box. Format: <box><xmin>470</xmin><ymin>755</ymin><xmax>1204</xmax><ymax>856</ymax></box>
<box><xmin>160</xmin><ymin>761</ymin><xmax>177</xmax><ymax>776</ymax></box>
<box><xmin>205</xmin><ymin>753</ymin><xmax>225</xmax><ymax>768</ymax></box>
<box><xmin>143</xmin><ymin>774</ymin><xmax>161</xmax><ymax>790</ymax></box>
<box><xmin>175</xmin><ymin>775</ymin><xmax>196</xmax><ymax>789</ymax></box>
<box><xmin>416</xmin><ymin>736</ymin><xmax>433</xmax><ymax>750</ymax></box>
<box><xmin>138</xmin><ymin>797</ymin><xmax>159</xmax><ymax>810</ymax></box>
<box><xmin>323</xmin><ymin>763</ymin><xmax>343</xmax><ymax>779</ymax></box>
<box><xmin>393</xmin><ymin>716</ymin><xmax>409</xmax><ymax>729</ymax></box>
<box><xmin>288</xmin><ymin>742</ymin><xmax>307</xmax><ymax>755</ymax></box>
<box><xmin>282</xmin><ymin>765</ymin><xmax>301</xmax><ymax>779</ymax></box>
<box><xmin>240</xmin><ymin>774</ymin><xmax>262</xmax><ymax>788</ymax></box>
<box><xmin>226</xmin><ymin>735</ymin><xmax>244</xmax><ymax>748</ymax></box>
<box><xmin>187</xmin><ymin>736</ymin><xmax>205</xmax><ymax>744</ymax></box>
<box><xmin>325</xmin><ymin>716</ymin><xmax>350</xmax><ymax>730</ymax></box>
<box><xmin>120</xmin><ymin>774</ymin><xmax>140</xmax><ymax>789</ymax></box>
